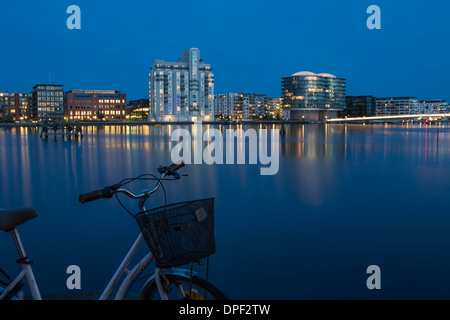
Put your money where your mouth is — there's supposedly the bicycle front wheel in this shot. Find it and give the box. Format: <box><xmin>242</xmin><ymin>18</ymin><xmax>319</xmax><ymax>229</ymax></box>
<box><xmin>139</xmin><ymin>275</ymin><xmax>229</xmax><ymax>300</ymax></box>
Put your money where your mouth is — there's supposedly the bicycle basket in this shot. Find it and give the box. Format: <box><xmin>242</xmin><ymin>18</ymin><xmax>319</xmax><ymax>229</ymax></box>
<box><xmin>135</xmin><ymin>198</ymin><xmax>216</xmax><ymax>268</ymax></box>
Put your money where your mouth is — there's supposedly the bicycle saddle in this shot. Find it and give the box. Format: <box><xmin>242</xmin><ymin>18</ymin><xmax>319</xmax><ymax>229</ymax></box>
<box><xmin>0</xmin><ymin>208</ymin><xmax>38</xmax><ymax>232</ymax></box>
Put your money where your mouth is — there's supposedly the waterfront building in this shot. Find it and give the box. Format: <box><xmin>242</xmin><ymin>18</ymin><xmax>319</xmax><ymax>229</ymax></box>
<box><xmin>265</xmin><ymin>97</ymin><xmax>283</xmax><ymax>119</ymax></box>
<box><xmin>65</xmin><ymin>89</ymin><xmax>127</xmax><ymax>121</ymax></box>
<box><xmin>0</xmin><ymin>92</ymin><xmax>32</xmax><ymax>122</ymax></box>
<box><xmin>342</xmin><ymin>96</ymin><xmax>377</xmax><ymax>117</ymax></box>
<box><xmin>31</xmin><ymin>84</ymin><xmax>64</xmax><ymax>121</ymax></box>
<box><xmin>214</xmin><ymin>93</ymin><xmax>282</xmax><ymax>120</ymax></box>
<box><xmin>376</xmin><ymin>97</ymin><xmax>418</xmax><ymax>116</ymax></box>
<box><xmin>149</xmin><ymin>48</ymin><xmax>214</xmax><ymax>122</ymax></box>
<box><xmin>416</xmin><ymin>100</ymin><xmax>449</xmax><ymax>114</ymax></box>
<box><xmin>242</xmin><ymin>94</ymin><xmax>266</xmax><ymax>119</ymax></box>
<box><xmin>281</xmin><ymin>71</ymin><xmax>346</xmax><ymax>121</ymax></box>
<box><xmin>214</xmin><ymin>93</ymin><xmax>239</xmax><ymax>119</ymax></box>
<box><xmin>127</xmin><ymin>99</ymin><xmax>150</xmax><ymax>120</ymax></box>
<box><xmin>214</xmin><ymin>93</ymin><xmax>244</xmax><ymax>119</ymax></box>
<box><xmin>235</xmin><ymin>94</ymin><xmax>248</xmax><ymax>120</ymax></box>
<box><xmin>214</xmin><ymin>94</ymin><xmax>227</xmax><ymax>118</ymax></box>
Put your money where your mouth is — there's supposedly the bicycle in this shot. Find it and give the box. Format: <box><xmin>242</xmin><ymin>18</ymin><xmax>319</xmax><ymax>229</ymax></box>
<box><xmin>0</xmin><ymin>162</ymin><xmax>229</xmax><ymax>300</ymax></box>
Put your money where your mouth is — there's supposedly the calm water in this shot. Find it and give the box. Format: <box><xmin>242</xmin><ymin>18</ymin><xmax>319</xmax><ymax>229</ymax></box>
<box><xmin>0</xmin><ymin>123</ymin><xmax>449</xmax><ymax>299</ymax></box>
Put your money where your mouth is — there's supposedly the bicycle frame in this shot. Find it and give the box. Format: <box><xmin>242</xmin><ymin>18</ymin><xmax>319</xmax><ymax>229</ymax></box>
<box><xmin>1</xmin><ymin>169</ymin><xmax>189</xmax><ymax>300</ymax></box>
<box><xmin>100</xmin><ymin>233</ymin><xmax>153</xmax><ymax>300</ymax></box>
<box><xmin>0</xmin><ymin>229</ymin><xmax>194</xmax><ymax>300</ymax></box>
<box><xmin>0</xmin><ymin>229</ymin><xmax>41</xmax><ymax>300</ymax></box>
<box><xmin>98</xmin><ymin>232</ymin><xmax>197</xmax><ymax>300</ymax></box>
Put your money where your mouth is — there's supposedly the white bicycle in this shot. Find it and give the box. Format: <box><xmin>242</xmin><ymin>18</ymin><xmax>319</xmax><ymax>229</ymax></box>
<box><xmin>0</xmin><ymin>162</ymin><xmax>228</xmax><ymax>300</ymax></box>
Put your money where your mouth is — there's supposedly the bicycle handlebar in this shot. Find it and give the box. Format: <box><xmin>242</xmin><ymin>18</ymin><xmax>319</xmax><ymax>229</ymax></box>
<box><xmin>78</xmin><ymin>162</ymin><xmax>185</xmax><ymax>204</ymax></box>
<box><xmin>79</xmin><ymin>186</ymin><xmax>116</xmax><ymax>204</ymax></box>
<box><xmin>168</xmin><ymin>162</ymin><xmax>185</xmax><ymax>172</ymax></box>
<box><xmin>78</xmin><ymin>189</ymin><xmax>106</xmax><ymax>204</ymax></box>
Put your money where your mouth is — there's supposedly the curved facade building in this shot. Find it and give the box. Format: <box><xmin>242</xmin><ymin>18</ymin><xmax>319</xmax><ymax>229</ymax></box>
<box><xmin>282</xmin><ymin>71</ymin><xmax>346</xmax><ymax>121</ymax></box>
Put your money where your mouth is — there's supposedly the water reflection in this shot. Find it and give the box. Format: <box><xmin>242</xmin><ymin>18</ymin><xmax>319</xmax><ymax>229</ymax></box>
<box><xmin>1</xmin><ymin>124</ymin><xmax>450</xmax><ymax>299</ymax></box>
<box><xmin>1</xmin><ymin>123</ymin><xmax>448</xmax><ymax>207</ymax></box>
<box><xmin>280</xmin><ymin>124</ymin><xmax>345</xmax><ymax>159</ymax></box>
<box><xmin>276</xmin><ymin>124</ymin><xmax>449</xmax><ymax>164</ymax></box>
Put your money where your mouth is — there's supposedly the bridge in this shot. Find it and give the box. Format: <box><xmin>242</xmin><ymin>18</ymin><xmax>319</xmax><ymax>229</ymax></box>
<box><xmin>326</xmin><ymin>113</ymin><xmax>450</xmax><ymax>123</ymax></box>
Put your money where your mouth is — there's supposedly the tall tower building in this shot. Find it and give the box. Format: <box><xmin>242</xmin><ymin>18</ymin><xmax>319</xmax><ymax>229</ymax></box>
<box><xmin>149</xmin><ymin>48</ymin><xmax>214</xmax><ymax>122</ymax></box>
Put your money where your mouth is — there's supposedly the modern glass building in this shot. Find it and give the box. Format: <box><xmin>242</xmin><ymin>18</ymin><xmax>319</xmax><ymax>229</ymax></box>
<box><xmin>31</xmin><ymin>84</ymin><xmax>64</xmax><ymax>121</ymax></box>
<box><xmin>282</xmin><ymin>71</ymin><xmax>346</xmax><ymax>121</ymax></box>
<box><xmin>343</xmin><ymin>96</ymin><xmax>377</xmax><ymax>117</ymax></box>
<box><xmin>127</xmin><ymin>99</ymin><xmax>150</xmax><ymax>120</ymax></box>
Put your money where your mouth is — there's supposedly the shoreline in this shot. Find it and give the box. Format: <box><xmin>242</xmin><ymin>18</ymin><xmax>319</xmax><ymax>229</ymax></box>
<box><xmin>0</xmin><ymin>119</ymin><xmax>447</xmax><ymax>128</ymax></box>
<box><xmin>0</xmin><ymin>120</ymin><xmax>295</xmax><ymax>128</ymax></box>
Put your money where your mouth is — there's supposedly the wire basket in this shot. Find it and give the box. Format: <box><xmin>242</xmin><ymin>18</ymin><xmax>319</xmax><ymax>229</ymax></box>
<box><xmin>135</xmin><ymin>198</ymin><xmax>216</xmax><ymax>268</ymax></box>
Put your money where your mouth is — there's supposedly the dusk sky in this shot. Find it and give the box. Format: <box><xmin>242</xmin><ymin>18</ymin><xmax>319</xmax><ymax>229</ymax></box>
<box><xmin>0</xmin><ymin>0</ymin><xmax>449</xmax><ymax>101</ymax></box>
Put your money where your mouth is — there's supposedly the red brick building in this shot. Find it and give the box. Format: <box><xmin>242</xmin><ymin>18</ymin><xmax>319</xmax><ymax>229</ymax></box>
<box><xmin>0</xmin><ymin>92</ymin><xmax>32</xmax><ymax>121</ymax></box>
<box><xmin>65</xmin><ymin>90</ymin><xmax>127</xmax><ymax>120</ymax></box>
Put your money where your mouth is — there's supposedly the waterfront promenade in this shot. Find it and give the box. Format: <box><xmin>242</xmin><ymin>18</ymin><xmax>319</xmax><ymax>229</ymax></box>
<box><xmin>1</xmin><ymin>117</ymin><xmax>448</xmax><ymax>129</ymax></box>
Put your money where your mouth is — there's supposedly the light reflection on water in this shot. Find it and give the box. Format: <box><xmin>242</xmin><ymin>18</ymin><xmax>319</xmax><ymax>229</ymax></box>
<box><xmin>0</xmin><ymin>123</ymin><xmax>449</xmax><ymax>299</ymax></box>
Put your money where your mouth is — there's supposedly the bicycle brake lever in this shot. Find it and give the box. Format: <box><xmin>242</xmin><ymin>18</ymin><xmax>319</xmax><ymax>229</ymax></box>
<box><xmin>103</xmin><ymin>184</ymin><xmax>121</xmax><ymax>198</ymax></box>
<box><xmin>157</xmin><ymin>165</ymin><xmax>166</xmax><ymax>174</ymax></box>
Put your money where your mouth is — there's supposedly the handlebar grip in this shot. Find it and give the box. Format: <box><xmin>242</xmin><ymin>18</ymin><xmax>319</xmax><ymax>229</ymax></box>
<box><xmin>168</xmin><ymin>161</ymin><xmax>185</xmax><ymax>172</ymax></box>
<box><xmin>79</xmin><ymin>190</ymin><xmax>106</xmax><ymax>204</ymax></box>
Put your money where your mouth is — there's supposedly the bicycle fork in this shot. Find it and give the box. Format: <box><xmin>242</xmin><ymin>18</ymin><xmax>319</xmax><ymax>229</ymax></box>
<box><xmin>155</xmin><ymin>267</ymin><xmax>169</xmax><ymax>300</ymax></box>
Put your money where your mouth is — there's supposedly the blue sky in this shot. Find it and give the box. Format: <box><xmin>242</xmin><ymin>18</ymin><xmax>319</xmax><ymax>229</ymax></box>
<box><xmin>0</xmin><ymin>0</ymin><xmax>449</xmax><ymax>101</ymax></box>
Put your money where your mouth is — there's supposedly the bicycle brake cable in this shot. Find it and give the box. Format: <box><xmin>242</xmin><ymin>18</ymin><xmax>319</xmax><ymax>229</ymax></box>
<box><xmin>114</xmin><ymin>174</ymin><xmax>168</xmax><ymax>217</ymax></box>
